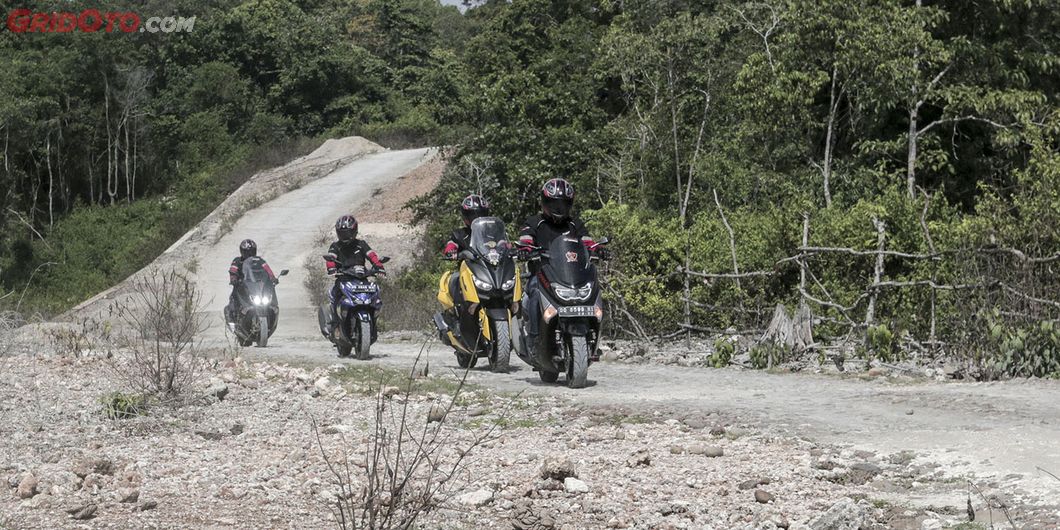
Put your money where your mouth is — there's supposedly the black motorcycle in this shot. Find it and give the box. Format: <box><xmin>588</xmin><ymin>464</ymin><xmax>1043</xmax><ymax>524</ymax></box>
<box><xmin>317</xmin><ymin>255</ymin><xmax>389</xmax><ymax>359</ymax></box>
<box><xmin>231</xmin><ymin>257</ymin><xmax>288</xmax><ymax>347</ymax></box>
<box><xmin>518</xmin><ymin>235</ymin><xmax>610</xmax><ymax>388</ymax></box>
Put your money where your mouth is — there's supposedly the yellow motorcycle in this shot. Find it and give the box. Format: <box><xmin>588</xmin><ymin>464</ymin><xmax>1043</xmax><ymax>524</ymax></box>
<box><xmin>434</xmin><ymin>217</ymin><xmax>522</xmax><ymax>372</ymax></box>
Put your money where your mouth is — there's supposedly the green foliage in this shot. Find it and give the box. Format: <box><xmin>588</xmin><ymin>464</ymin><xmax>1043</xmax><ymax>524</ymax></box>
<box><xmin>982</xmin><ymin>313</ymin><xmax>1060</xmax><ymax>379</ymax></box>
<box><xmin>865</xmin><ymin>324</ymin><xmax>899</xmax><ymax>363</ymax></box>
<box><xmin>100</xmin><ymin>392</ymin><xmax>151</xmax><ymax>420</ymax></box>
<box><xmin>710</xmin><ymin>338</ymin><xmax>735</xmax><ymax>369</ymax></box>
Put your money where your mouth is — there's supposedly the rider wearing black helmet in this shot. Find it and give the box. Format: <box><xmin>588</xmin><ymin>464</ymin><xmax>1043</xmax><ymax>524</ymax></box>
<box><xmin>517</xmin><ymin>178</ymin><xmax>599</xmax><ymax>271</ymax></box>
<box><xmin>517</xmin><ymin>178</ymin><xmax>603</xmax><ymax>348</ymax></box>
<box><xmin>225</xmin><ymin>239</ymin><xmax>278</xmax><ymax>329</ymax></box>
<box><xmin>325</xmin><ymin>215</ymin><xmax>386</xmax><ymax>320</ymax></box>
<box><xmin>443</xmin><ymin>194</ymin><xmax>491</xmax><ymax>259</ymax></box>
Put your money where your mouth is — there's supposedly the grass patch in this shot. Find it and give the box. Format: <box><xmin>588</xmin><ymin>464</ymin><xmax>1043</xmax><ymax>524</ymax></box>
<box><xmin>100</xmin><ymin>391</ymin><xmax>152</xmax><ymax>419</ymax></box>
<box><xmin>330</xmin><ymin>364</ymin><xmax>478</xmax><ymax>398</ymax></box>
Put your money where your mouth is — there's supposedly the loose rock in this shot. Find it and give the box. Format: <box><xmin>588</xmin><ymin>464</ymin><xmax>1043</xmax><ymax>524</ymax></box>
<box><xmin>625</xmin><ymin>450</ymin><xmax>651</xmax><ymax>468</ymax></box>
<box><xmin>428</xmin><ymin>405</ymin><xmax>446</xmax><ymax>423</ymax></box>
<box><xmin>455</xmin><ymin>489</ymin><xmax>493</xmax><ymax>507</ymax></box>
<box><xmin>206</xmin><ymin>382</ymin><xmax>230</xmax><ymax>401</ymax></box>
<box><xmin>511</xmin><ymin>500</ymin><xmax>556</xmax><ymax>530</ymax></box>
<box><xmin>539</xmin><ymin>457</ymin><xmax>577</xmax><ymax>481</ymax></box>
<box><xmin>118</xmin><ymin>487</ymin><xmax>140</xmax><ymax>503</ymax></box>
<box><xmin>563</xmin><ymin>477</ymin><xmax>589</xmax><ymax>494</ymax></box>
<box><xmin>67</xmin><ymin>503</ymin><xmax>97</xmax><ymax>520</ymax></box>
<box><xmin>754</xmin><ymin>489</ymin><xmax>773</xmax><ymax>504</ymax></box>
<box><xmin>16</xmin><ymin>473</ymin><xmax>39</xmax><ymax>499</ymax></box>
<box><xmin>810</xmin><ymin>498</ymin><xmax>868</xmax><ymax>530</ymax></box>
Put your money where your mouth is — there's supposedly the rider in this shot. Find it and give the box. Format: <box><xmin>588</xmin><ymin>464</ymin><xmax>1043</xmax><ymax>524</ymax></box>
<box><xmin>517</xmin><ymin>178</ymin><xmax>603</xmax><ymax>351</ymax></box>
<box><xmin>325</xmin><ymin>215</ymin><xmax>386</xmax><ymax>326</ymax></box>
<box><xmin>226</xmin><ymin>239</ymin><xmax>278</xmax><ymax>330</ymax></box>
<box><xmin>440</xmin><ymin>195</ymin><xmax>491</xmax><ymax>330</ymax></box>
<box><xmin>442</xmin><ymin>194</ymin><xmax>491</xmax><ymax>259</ymax></box>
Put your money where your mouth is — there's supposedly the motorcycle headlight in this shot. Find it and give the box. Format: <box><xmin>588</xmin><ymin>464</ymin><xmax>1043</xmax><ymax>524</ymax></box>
<box><xmin>554</xmin><ymin>282</ymin><xmax>592</xmax><ymax>302</ymax></box>
<box><xmin>501</xmin><ymin>277</ymin><xmax>516</xmax><ymax>290</ymax></box>
<box><xmin>473</xmin><ymin>276</ymin><xmax>493</xmax><ymax>291</ymax></box>
<box><xmin>252</xmin><ymin>295</ymin><xmax>271</xmax><ymax>305</ymax></box>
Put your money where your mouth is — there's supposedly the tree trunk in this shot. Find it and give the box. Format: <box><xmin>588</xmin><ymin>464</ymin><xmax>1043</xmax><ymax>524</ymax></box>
<box><xmin>46</xmin><ymin>133</ymin><xmax>54</xmax><ymax>228</ymax></box>
<box><xmin>907</xmin><ymin>107</ymin><xmax>918</xmax><ymax>199</ymax></box>
<box><xmin>823</xmin><ymin>66</ymin><xmax>838</xmax><ymax>207</ymax></box>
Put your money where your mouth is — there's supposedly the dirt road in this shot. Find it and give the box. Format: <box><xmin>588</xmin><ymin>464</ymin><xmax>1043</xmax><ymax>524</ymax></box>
<box><xmin>195</xmin><ymin>147</ymin><xmax>436</xmax><ymax>337</ymax></box>
<box><xmin>153</xmin><ymin>143</ymin><xmax>1058</xmax><ymax>519</ymax></box>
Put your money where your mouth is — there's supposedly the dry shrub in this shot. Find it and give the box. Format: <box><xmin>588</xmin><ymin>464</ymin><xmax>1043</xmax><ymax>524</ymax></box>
<box><xmin>47</xmin><ymin>317</ymin><xmax>110</xmax><ymax>357</ymax></box>
<box><xmin>0</xmin><ymin>310</ymin><xmax>25</xmax><ymax>356</ymax></box>
<box><xmin>317</xmin><ymin>350</ymin><xmax>497</xmax><ymax>529</ymax></box>
<box><xmin>108</xmin><ymin>269</ymin><xmax>208</xmax><ymax>397</ymax></box>
<box><xmin>304</xmin><ymin>254</ymin><xmax>331</xmax><ymax>309</ymax></box>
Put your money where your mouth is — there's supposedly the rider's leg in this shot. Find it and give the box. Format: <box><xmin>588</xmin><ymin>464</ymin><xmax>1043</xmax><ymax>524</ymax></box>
<box><xmin>226</xmin><ymin>290</ymin><xmax>238</xmax><ymax>328</ymax></box>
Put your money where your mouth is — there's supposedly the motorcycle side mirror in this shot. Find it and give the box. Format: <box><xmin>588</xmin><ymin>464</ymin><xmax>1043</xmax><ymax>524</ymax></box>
<box><xmin>380</xmin><ymin>256</ymin><xmax>391</xmax><ymax>264</ymax></box>
<box><xmin>596</xmin><ymin>236</ymin><xmax>610</xmax><ymax>246</ymax></box>
<box><xmin>279</xmin><ymin>270</ymin><xmax>289</xmax><ymax>276</ymax></box>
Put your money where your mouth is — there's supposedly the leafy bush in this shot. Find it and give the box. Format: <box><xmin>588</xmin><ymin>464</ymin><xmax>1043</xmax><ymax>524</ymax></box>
<box><xmin>865</xmin><ymin>324</ymin><xmax>899</xmax><ymax>363</ymax></box>
<box><xmin>981</xmin><ymin>316</ymin><xmax>1060</xmax><ymax>379</ymax></box>
<box><xmin>100</xmin><ymin>392</ymin><xmax>151</xmax><ymax>420</ymax></box>
<box><xmin>709</xmin><ymin>337</ymin><xmax>735</xmax><ymax>368</ymax></box>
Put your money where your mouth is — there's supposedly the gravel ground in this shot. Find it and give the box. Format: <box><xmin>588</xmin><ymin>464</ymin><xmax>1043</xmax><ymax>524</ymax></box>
<box><xmin>2</xmin><ymin>348</ymin><xmax>1056</xmax><ymax>530</ymax></box>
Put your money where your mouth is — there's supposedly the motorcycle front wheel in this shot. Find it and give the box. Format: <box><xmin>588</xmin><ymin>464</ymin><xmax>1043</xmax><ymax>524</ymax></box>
<box><xmin>355</xmin><ymin>319</ymin><xmax>371</xmax><ymax>360</ymax></box>
<box><xmin>567</xmin><ymin>335</ymin><xmax>589</xmax><ymax>389</ymax></box>
<box><xmin>256</xmin><ymin>315</ymin><xmax>269</xmax><ymax>347</ymax></box>
<box><xmin>490</xmin><ymin>319</ymin><xmax>511</xmax><ymax>373</ymax></box>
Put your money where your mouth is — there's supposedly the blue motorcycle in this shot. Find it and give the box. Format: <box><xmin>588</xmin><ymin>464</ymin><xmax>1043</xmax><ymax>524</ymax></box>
<box><xmin>317</xmin><ymin>254</ymin><xmax>389</xmax><ymax>359</ymax></box>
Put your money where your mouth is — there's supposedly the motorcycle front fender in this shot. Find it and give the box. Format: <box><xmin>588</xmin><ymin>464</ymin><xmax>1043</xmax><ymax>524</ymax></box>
<box><xmin>558</xmin><ymin>318</ymin><xmax>591</xmax><ymax>336</ymax></box>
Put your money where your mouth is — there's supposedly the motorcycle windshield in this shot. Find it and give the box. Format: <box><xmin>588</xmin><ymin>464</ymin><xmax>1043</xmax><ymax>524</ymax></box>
<box><xmin>242</xmin><ymin>258</ymin><xmax>269</xmax><ymax>284</ymax></box>
<box><xmin>546</xmin><ymin>236</ymin><xmax>592</xmax><ymax>286</ymax></box>
<box><xmin>241</xmin><ymin>258</ymin><xmax>271</xmax><ymax>298</ymax></box>
<box><xmin>470</xmin><ymin>217</ymin><xmax>511</xmax><ymax>265</ymax></box>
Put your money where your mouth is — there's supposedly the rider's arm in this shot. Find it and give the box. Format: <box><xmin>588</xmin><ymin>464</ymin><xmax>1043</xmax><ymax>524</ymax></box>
<box><xmin>262</xmin><ymin>262</ymin><xmax>278</xmax><ymax>284</ymax></box>
<box><xmin>361</xmin><ymin>241</ymin><xmax>385</xmax><ymax>269</ymax></box>
<box><xmin>326</xmin><ymin>243</ymin><xmax>339</xmax><ymax>274</ymax></box>
<box><xmin>442</xmin><ymin>240</ymin><xmax>459</xmax><ymax>258</ymax></box>
<box><xmin>228</xmin><ymin>258</ymin><xmax>241</xmax><ymax>285</ymax></box>
<box><xmin>572</xmin><ymin>218</ymin><xmax>597</xmax><ymax>249</ymax></box>
<box><xmin>517</xmin><ymin>221</ymin><xmax>537</xmax><ymax>251</ymax></box>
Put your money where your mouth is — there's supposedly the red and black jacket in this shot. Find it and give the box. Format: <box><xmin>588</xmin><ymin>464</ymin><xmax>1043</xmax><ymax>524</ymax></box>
<box><xmin>326</xmin><ymin>239</ymin><xmax>384</xmax><ymax>274</ymax></box>
<box><xmin>228</xmin><ymin>256</ymin><xmax>277</xmax><ymax>285</ymax></box>
<box><xmin>442</xmin><ymin>227</ymin><xmax>472</xmax><ymax>257</ymax></box>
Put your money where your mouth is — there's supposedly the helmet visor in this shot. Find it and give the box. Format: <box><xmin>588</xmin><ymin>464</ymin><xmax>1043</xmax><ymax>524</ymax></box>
<box><xmin>544</xmin><ymin>197</ymin><xmax>572</xmax><ymax>218</ymax></box>
<box><xmin>337</xmin><ymin>228</ymin><xmax>357</xmax><ymax>241</ymax></box>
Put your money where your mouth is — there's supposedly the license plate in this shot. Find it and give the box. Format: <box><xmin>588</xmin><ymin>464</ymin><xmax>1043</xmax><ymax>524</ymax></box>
<box><xmin>558</xmin><ymin>305</ymin><xmax>595</xmax><ymax>317</ymax></box>
<box><xmin>343</xmin><ymin>283</ymin><xmax>376</xmax><ymax>293</ymax></box>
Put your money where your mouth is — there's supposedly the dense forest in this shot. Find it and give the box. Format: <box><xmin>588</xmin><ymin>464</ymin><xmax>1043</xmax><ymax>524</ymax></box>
<box><xmin>3</xmin><ymin>0</ymin><xmax>1059</xmax><ymax>374</ymax></box>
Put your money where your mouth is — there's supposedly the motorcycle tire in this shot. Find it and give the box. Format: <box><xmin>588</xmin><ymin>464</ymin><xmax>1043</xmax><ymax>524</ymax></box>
<box><xmin>337</xmin><ymin>343</ymin><xmax>352</xmax><ymax>358</ymax></box>
<box><xmin>491</xmin><ymin>320</ymin><xmax>511</xmax><ymax>373</ymax></box>
<box><xmin>355</xmin><ymin>319</ymin><xmax>371</xmax><ymax>360</ymax></box>
<box><xmin>538</xmin><ymin>370</ymin><xmax>559</xmax><ymax>383</ymax></box>
<box><xmin>568</xmin><ymin>335</ymin><xmax>589</xmax><ymax>389</ymax></box>
<box><xmin>256</xmin><ymin>316</ymin><xmax>269</xmax><ymax>347</ymax></box>
<box><xmin>456</xmin><ymin>351</ymin><xmax>477</xmax><ymax>369</ymax></box>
